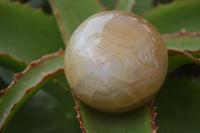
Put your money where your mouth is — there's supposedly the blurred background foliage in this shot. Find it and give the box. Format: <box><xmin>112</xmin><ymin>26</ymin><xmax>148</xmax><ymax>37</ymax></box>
<box><xmin>0</xmin><ymin>0</ymin><xmax>200</xmax><ymax>133</ymax></box>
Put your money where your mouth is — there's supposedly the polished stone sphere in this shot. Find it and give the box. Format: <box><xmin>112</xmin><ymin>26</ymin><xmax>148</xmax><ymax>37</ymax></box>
<box><xmin>64</xmin><ymin>11</ymin><xmax>168</xmax><ymax>113</ymax></box>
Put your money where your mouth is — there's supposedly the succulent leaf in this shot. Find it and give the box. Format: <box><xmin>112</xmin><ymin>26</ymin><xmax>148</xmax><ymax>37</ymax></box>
<box><xmin>155</xmin><ymin>77</ymin><xmax>200</xmax><ymax>133</ymax></box>
<box><xmin>115</xmin><ymin>0</ymin><xmax>136</xmax><ymax>11</ymax></box>
<box><xmin>133</xmin><ymin>0</ymin><xmax>153</xmax><ymax>15</ymax></box>
<box><xmin>0</xmin><ymin>50</ymin><xmax>65</xmax><ymax>132</ymax></box>
<box><xmin>48</xmin><ymin>0</ymin><xmax>104</xmax><ymax>44</ymax></box>
<box><xmin>1</xmin><ymin>0</ymin><xmax>200</xmax><ymax>133</ymax></box>
<box><xmin>163</xmin><ymin>31</ymin><xmax>200</xmax><ymax>74</ymax></box>
<box><xmin>143</xmin><ymin>0</ymin><xmax>200</xmax><ymax>33</ymax></box>
<box><xmin>73</xmin><ymin>97</ymin><xmax>157</xmax><ymax>133</ymax></box>
<box><xmin>0</xmin><ymin>1</ymin><xmax>64</xmax><ymax>63</ymax></box>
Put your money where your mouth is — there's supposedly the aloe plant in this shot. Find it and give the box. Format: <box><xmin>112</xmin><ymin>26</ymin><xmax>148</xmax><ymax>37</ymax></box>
<box><xmin>0</xmin><ymin>0</ymin><xmax>200</xmax><ymax>133</ymax></box>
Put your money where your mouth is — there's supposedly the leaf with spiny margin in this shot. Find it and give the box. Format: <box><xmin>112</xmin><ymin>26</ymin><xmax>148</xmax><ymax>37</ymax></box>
<box><xmin>48</xmin><ymin>0</ymin><xmax>104</xmax><ymax>44</ymax></box>
<box><xmin>0</xmin><ymin>52</ymin><xmax>27</xmax><ymax>90</ymax></box>
<box><xmin>115</xmin><ymin>0</ymin><xmax>136</xmax><ymax>12</ymax></box>
<box><xmin>142</xmin><ymin>0</ymin><xmax>200</xmax><ymax>33</ymax></box>
<box><xmin>155</xmin><ymin>77</ymin><xmax>200</xmax><ymax>133</ymax></box>
<box><xmin>69</xmin><ymin>30</ymin><xmax>200</xmax><ymax>133</ymax></box>
<box><xmin>163</xmin><ymin>31</ymin><xmax>200</xmax><ymax>74</ymax></box>
<box><xmin>0</xmin><ymin>52</ymin><xmax>28</xmax><ymax>91</ymax></box>
<box><xmin>0</xmin><ymin>1</ymin><xmax>64</xmax><ymax>63</ymax></box>
<box><xmin>0</xmin><ymin>53</ymin><xmax>27</xmax><ymax>73</ymax></box>
<box><xmin>164</xmin><ymin>32</ymin><xmax>200</xmax><ymax>51</ymax></box>
<box><xmin>4</xmin><ymin>81</ymin><xmax>81</xmax><ymax>133</ymax></box>
<box><xmin>0</xmin><ymin>50</ymin><xmax>74</xmax><ymax>132</ymax></box>
<box><xmin>74</xmin><ymin>97</ymin><xmax>157</xmax><ymax>133</ymax></box>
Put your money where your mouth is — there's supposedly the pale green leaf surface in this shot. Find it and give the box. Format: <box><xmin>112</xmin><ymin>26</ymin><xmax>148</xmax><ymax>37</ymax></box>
<box><xmin>78</xmin><ymin>101</ymin><xmax>154</xmax><ymax>133</ymax></box>
<box><xmin>163</xmin><ymin>32</ymin><xmax>200</xmax><ymax>74</ymax></box>
<box><xmin>0</xmin><ymin>51</ymin><xmax>65</xmax><ymax>132</ymax></box>
<box><xmin>142</xmin><ymin>0</ymin><xmax>200</xmax><ymax>33</ymax></box>
<box><xmin>0</xmin><ymin>1</ymin><xmax>64</xmax><ymax>63</ymax></box>
<box><xmin>165</xmin><ymin>34</ymin><xmax>200</xmax><ymax>51</ymax></box>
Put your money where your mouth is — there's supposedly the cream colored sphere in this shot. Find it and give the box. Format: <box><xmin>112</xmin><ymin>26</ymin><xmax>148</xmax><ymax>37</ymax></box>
<box><xmin>64</xmin><ymin>11</ymin><xmax>168</xmax><ymax>113</ymax></box>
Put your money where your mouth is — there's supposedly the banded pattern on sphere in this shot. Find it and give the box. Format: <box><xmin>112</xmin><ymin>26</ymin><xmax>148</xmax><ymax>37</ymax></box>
<box><xmin>64</xmin><ymin>11</ymin><xmax>168</xmax><ymax>113</ymax></box>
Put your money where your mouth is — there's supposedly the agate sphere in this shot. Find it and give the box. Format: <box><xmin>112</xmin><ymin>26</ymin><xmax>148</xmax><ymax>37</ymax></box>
<box><xmin>64</xmin><ymin>11</ymin><xmax>168</xmax><ymax>113</ymax></box>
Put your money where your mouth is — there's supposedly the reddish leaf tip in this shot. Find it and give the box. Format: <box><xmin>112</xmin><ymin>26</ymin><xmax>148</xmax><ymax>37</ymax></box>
<box><xmin>0</xmin><ymin>90</ymin><xmax>6</xmax><ymax>97</ymax></box>
<box><xmin>10</xmin><ymin>104</ymin><xmax>16</xmax><ymax>110</ymax></box>
<box><xmin>0</xmin><ymin>50</ymin><xmax>65</xmax><ymax>132</ymax></box>
<box><xmin>14</xmin><ymin>73</ymin><xmax>23</xmax><ymax>79</ymax></box>
<box><xmin>0</xmin><ymin>52</ymin><xmax>27</xmax><ymax>65</ymax></box>
<box><xmin>25</xmin><ymin>88</ymin><xmax>32</xmax><ymax>95</ymax></box>
<box><xmin>72</xmin><ymin>95</ymin><xmax>87</xmax><ymax>133</ymax></box>
<box><xmin>150</xmin><ymin>98</ymin><xmax>159</xmax><ymax>133</ymax></box>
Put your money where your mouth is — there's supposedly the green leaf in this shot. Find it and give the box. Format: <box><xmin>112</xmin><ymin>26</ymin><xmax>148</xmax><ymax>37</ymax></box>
<box><xmin>0</xmin><ymin>50</ymin><xmax>65</xmax><ymax>132</ymax></box>
<box><xmin>167</xmin><ymin>53</ymin><xmax>200</xmax><ymax>75</ymax></box>
<box><xmin>115</xmin><ymin>0</ymin><xmax>136</xmax><ymax>12</ymax></box>
<box><xmin>4</xmin><ymin>90</ymin><xmax>80</xmax><ymax>133</ymax></box>
<box><xmin>74</xmin><ymin>98</ymin><xmax>156</xmax><ymax>133</ymax></box>
<box><xmin>0</xmin><ymin>78</ymin><xmax>7</xmax><ymax>92</ymax></box>
<box><xmin>4</xmin><ymin>86</ymin><xmax>80</xmax><ymax>133</ymax></box>
<box><xmin>164</xmin><ymin>31</ymin><xmax>200</xmax><ymax>51</ymax></box>
<box><xmin>42</xmin><ymin>75</ymin><xmax>77</xmax><ymax>119</ymax></box>
<box><xmin>48</xmin><ymin>0</ymin><xmax>104</xmax><ymax>44</ymax></box>
<box><xmin>163</xmin><ymin>31</ymin><xmax>200</xmax><ymax>74</ymax></box>
<box><xmin>99</xmin><ymin>0</ymin><xmax>117</xmax><ymax>9</ymax></box>
<box><xmin>142</xmin><ymin>0</ymin><xmax>200</xmax><ymax>33</ymax></box>
<box><xmin>133</xmin><ymin>0</ymin><xmax>153</xmax><ymax>15</ymax></box>
<box><xmin>0</xmin><ymin>52</ymin><xmax>27</xmax><ymax>91</ymax></box>
<box><xmin>0</xmin><ymin>53</ymin><xmax>27</xmax><ymax>72</ymax></box>
<box><xmin>155</xmin><ymin>77</ymin><xmax>200</xmax><ymax>133</ymax></box>
<box><xmin>0</xmin><ymin>1</ymin><xmax>64</xmax><ymax>63</ymax></box>
<box><xmin>0</xmin><ymin>66</ymin><xmax>15</xmax><ymax>89</ymax></box>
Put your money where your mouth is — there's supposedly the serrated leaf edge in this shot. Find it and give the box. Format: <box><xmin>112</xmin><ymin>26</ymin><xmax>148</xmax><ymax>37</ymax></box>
<box><xmin>162</xmin><ymin>30</ymin><xmax>200</xmax><ymax>40</ymax></box>
<box><xmin>48</xmin><ymin>0</ymin><xmax>68</xmax><ymax>45</ymax></box>
<box><xmin>167</xmin><ymin>48</ymin><xmax>200</xmax><ymax>65</ymax></box>
<box><xmin>73</xmin><ymin>95</ymin><xmax>87</xmax><ymax>133</ymax></box>
<box><xmin>73</xmin><ymin>95</ymin><xmax>158</xmax><ymax>133</ymax></box>
<box><xmin>150</xmin><ymin>98</ymin><xmax>158</xmax><ymax>133</ymax></box>
<box><xmin>0</xmin><ymin>49</ymin><xmax>64</xmax><ymax>132</ymax></box>
<box><xmin>0</xmin><ymin>52</ymin><xmax>27</xmax><ymax>71</ymax></box>
<box><xmin>162</xmin><ymin>30</ymin><xmax>200</xmax><ymax>65</ymax></box>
